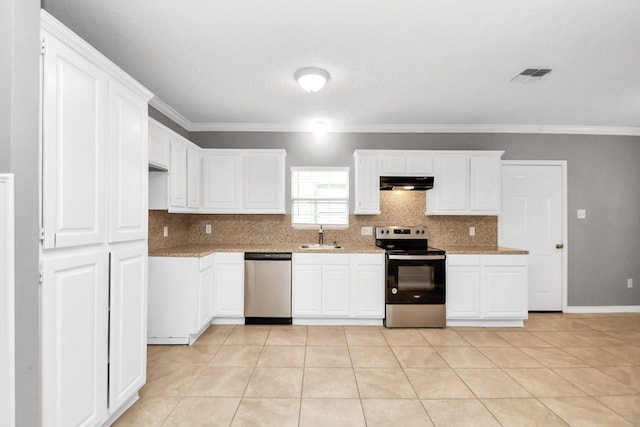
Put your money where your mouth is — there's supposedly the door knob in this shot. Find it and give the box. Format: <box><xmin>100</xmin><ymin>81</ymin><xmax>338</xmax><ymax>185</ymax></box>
<box><xmin>556</xmin><ymin>243</ymin><xmax>564</xmax><ymax>249</ymax></box>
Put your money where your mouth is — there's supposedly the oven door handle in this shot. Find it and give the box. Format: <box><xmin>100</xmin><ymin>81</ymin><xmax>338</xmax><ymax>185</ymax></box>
<box><xmin>388</xmin><ymin>254</ymin><xmax>446</xmax><ymax>260</ymax></box>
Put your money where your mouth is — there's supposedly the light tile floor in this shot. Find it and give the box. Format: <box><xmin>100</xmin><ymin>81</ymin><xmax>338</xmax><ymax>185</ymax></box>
<box><xmin>114</xmin><ymin>313</ymin><xmax>640</xmax><ymax>426</ymax></box>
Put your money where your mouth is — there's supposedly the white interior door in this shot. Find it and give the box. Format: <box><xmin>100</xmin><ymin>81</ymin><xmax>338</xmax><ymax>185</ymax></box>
<box><xmin>500</xmin><ymin>162</ymin><xmax>566</xmax><ymax>311</ymax></box>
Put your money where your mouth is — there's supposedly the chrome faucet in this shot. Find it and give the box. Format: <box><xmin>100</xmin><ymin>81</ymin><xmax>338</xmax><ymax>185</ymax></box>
<box><xmin>318</xmin><ymin>225</ymin><xmax>324</xmax><ymax>245</ymax></box>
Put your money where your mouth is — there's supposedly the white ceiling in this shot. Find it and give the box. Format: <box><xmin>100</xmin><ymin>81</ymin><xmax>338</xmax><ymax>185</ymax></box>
<box><xmin>43</xmin><ymin>0</ymin><xmax>640</xmax><ymax>135</ymax></box>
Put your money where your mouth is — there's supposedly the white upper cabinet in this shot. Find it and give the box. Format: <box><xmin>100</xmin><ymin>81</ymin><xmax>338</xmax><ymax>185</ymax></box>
<box><xmin>108</xmin><ymin>79</ymin><xmax>148</xmax><ymax>243</ymax></box>
<box><xmin>354</xmin><ymin>150</ymin><xmax>501</xmax><ymax>216</ymax></box>
<box><xmin>41</xmin><ymin>32</ymin><xmax>108</xmax><ymax>249</ymax></box>
<box><xmin>201</xmin><ymin>149</ymin><xmax>286</xmax><ymax>214</ymax></box>
<box><xmin>353</xmin><ymin>152</ymin><xmax>380</xmax><ymax>214</ymax></box>
<box><xmin>169</xmin><ymin>138</ymin><xmax>188</xmax><ymax>208</ymax></box>
<box><xmin>148</xmin><ymin>118</ymin><xmax>170</xmax><ymax>170</ymax></box>
<box><xmin>379</xmin><ymin>153</ymin><xmax>434</xmax><ymax>176</ymax></box>
<box><xmin>429</xmin><ymin>156</ymin><xmax>469</xmax><ymax>213</ymax></box>
<box><xmin>202</xmin><ymin>153</ymin><xmax>242</xmax><ymax>211</ymax></box>
<box><xmin>427</xmin><ymin>151</ymin><xmax>504</xmax><ymax>215</ymax></box>
<box><xmin>187</xmin><ymin>146</ymin><xmax>202</xmax><ymax>209</ymax></box>
<box><xmin>243</xmin><ymin>152</ymin><xmax>285</xmax><ymax>213</ymax></box>
<box><xmin>469</xmin><ymin>156</ymin><xmax>502</xmax><ymax>212</ymax></box>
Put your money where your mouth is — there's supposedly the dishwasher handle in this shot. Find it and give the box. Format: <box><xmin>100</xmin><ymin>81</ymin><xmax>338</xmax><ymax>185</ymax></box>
<box><xmin>244</xmin><ymin>252</ymin><xmax>292</xmax><ymax>261</ymax></box>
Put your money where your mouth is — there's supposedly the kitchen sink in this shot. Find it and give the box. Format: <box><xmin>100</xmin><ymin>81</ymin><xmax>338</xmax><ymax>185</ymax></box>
<box><xmin>299</xmin><ymin>244</ymin><xmax>344</xmax><ymax>250</ymax></box>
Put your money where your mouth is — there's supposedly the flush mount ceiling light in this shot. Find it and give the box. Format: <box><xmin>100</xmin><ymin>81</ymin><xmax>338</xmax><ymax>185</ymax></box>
<box><xmin>295</xmin><ymin>67</ymin><xmax>330</xmax><ymax>93</ymax></box>
<box><xmin>510</xmin><ymin>68</ymin><xmax>552</xmax><ymax>84</ymax></box>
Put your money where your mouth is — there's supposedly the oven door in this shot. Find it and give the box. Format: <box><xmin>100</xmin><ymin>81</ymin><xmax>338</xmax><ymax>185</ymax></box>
<box><xmin>386</xmin><ymin>254</ymin><xmax>445</xmax><ymax>304</ymax></box>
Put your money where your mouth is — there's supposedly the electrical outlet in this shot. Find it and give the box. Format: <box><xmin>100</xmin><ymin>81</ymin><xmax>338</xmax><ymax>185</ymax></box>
<box><xmin>628</xmin><ymin>278</ymin><xmax>633</xmax><ymax>289</ymax></box>
<box><xmin>205</xmin><ymin>224</ymin><xmax>212</xmax><ymax>234</ymax></box>
<box><xmin>361</xmin><ymin>226</ymin><xmax>373</xmax><ymax>236</ymax></box>
<box><xmin>163</xmin><ymin>226</ymin><xmax>168</xmax><ymax>237</ymax></box>
<box><xmin>577</xmin><ymin>209</ymin><xmax>586</xmax><ymax>219</ymax></box>
<box><xmin>469</xmin><ymin>226</ymin><xmax>476</xmax><ymax>236</ymax></box>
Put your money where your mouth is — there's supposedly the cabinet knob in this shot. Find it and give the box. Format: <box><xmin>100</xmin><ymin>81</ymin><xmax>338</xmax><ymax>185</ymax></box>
<box><xmin>556</xmin><ymin>243</ymin><xmax>564</xmax><ymax>249</ymax></box>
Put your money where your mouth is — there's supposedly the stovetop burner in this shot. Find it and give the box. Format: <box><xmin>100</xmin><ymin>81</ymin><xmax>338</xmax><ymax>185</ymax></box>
<box><xmin>375</xmin><ymin>226</ymin><xmax>444</xmax><ymax>255</ymax></box>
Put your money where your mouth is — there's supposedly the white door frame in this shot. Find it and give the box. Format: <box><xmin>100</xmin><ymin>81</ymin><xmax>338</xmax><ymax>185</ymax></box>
<box><xmin>499</xmin><ymin>160</ymin><xmax>568</xmax><ymax>313</ymax></box>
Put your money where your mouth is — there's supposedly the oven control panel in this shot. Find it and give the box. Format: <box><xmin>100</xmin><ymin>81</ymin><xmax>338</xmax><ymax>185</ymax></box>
<box><xmin>376</xmin><ymin>226</ymin><xmax>428</xmax><ymax>239</ymax></box>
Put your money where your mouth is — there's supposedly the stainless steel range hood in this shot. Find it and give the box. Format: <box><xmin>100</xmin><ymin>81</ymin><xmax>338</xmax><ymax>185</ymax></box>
<box><xmin>380</xmin><ymin>176</ymin><xmax>434</xmax><ymax>191</ymax></box>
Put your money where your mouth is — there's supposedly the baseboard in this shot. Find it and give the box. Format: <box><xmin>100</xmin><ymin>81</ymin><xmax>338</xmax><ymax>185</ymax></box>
<box><xmin>564</xmin><ymin>306</ymin><xmax>640</xmax><ymax>314</ymax></box>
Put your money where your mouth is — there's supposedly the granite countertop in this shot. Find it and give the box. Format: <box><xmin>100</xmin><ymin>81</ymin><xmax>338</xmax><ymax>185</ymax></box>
<box><xmin>438</xmin><ymin>245</ymin><xmax>529</xmax><ymax>255</ymax></box>
<box><xmin>148</xmin><ymin>243</ymin><xmax>386</xmax><ymax>257</ymax></box>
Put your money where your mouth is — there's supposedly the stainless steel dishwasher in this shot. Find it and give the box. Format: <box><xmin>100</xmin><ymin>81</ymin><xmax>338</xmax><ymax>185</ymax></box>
<box><xmin>244</xmin><ymin>252</ymin><xmax>292</xmax><ymax>324</ymax></box>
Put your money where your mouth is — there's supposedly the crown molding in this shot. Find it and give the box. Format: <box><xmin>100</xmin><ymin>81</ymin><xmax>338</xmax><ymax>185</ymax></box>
<box><xmin>188</xmin><ymin>121</ymin><xmax>640</xmax><ymax>136</ymax></box>
<box><xmin>148</xmin><ymin>97</ymin><xmax>193</xmax><ymax>132</ymax></box>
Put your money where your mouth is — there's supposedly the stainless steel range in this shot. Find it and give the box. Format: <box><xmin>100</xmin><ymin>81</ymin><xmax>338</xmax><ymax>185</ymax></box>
<box><xmin>376</xmin><ymin>226</ymin><xmax>446</xmax><ymax>328</ymax></box>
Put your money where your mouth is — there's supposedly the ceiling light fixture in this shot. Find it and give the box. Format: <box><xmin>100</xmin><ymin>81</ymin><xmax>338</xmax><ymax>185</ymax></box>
<box><xmin>295</xmin><ymin>67</ymin><xmax>330</xmax><ymax>93</ymax></box>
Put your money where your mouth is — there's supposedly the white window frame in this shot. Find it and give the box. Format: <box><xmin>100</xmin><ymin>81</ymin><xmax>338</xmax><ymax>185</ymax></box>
<box><xmin>291</xmin><ymin>166</ymin><xmax>350</xmax><ymax>229</ymax></box>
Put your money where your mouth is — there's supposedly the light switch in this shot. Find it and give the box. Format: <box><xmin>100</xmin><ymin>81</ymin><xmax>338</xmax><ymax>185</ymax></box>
<box><xmin>163</xmin><ymin>226</ymin><xmax>168</xmax><ymax>237</ymax></box>
<box><xmin>577</xmin><ymin>209</ymin><xmax>586</xmax><ymax>219</ymax></box>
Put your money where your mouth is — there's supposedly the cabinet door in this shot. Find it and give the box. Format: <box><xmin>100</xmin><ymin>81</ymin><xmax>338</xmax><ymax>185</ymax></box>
<box><xmin>484</xmin><ymin>266</ymin><xmax>528</xmax><ymax>318</ymax></box>
<box><xmin>354</xmin><ymin>261</ymin><xmax>385</xmax><ymax>317</ymax></box>
<box><xmin>213</xmin><ymin>253</ymin><xmax>244</xmax><ymax>317</ymax></box>
<box><xmin>354</xmin><ymin>154</ymin><xmax>380</xmax><ymax>214</ymax></box>
<box><xmin>108</xmin><ymin>79</ymin><xmax>148</xmax><ymax>242</ymax></box>
<box><xmin>292</xmin><ymin>265</ymin><xmax>322</xmax><ymax>316</ymax></box>
<box><xmin>202</xmin><ymin>154</ymin><xmax>242</xmax><ymax>211</ymax></box>
<box><xmin>148</xmin><ymin>119</ymin><xmax>170</xmax><ymax>170</ymax></box>
<box><xmin>432</xmin><ymin>156</ymin><xmax>469</xmax><ymax>213</ymax></box>
<box><xmin>406</xmin><ymin>155</ymin><xmax>434</xmax><ymax>175</ymax></box>
<box><xmin>321</xmin><ymin>265</ymin><xmax>350</xmax><ymax>316</ymax></box>
<box><xmin>41</xmin><ymin>252</ymin><xmax>109</xmax><ymax>427</ymax></box>
<box><xmin>379</xmin><ymin>156</ymin><xmax>406</xmax><ymax>175</ymax></box>
<box><xmin>169</xmin><ymin>140</ymin><xmax>188</xmax><ymax>207</ymax></box>
<box><xmin>198</xmin><ymin>258</ymin><xmax>215</xmax><ymax>328</ymax></box>
<box><xmin>108</xmin><ymin>246</ymin><xmax>147</xmax><ymax>414</ymax></box>
<box><xmin>187</xmin><ymin>147</ymin><xmax>201</xmax><ymax>208</ymax></box>
<box><xmin>41</xmin><ymin>33</ymin><xmax>108</xmax><ymax>249</ymax></box>
<box><xmin>243</xmin><ymin>153</ymin><xmax>285</xmax><ymax>212</ymax></box>
<box><xmin>446</xmin><ymin>266</ymin><xmax>481</xmax><ymax>318</ymax></box>
<box><xmin>469</xmin><ymin>156</ymin><xmax>501</xmax><ymax>213</ymax></box>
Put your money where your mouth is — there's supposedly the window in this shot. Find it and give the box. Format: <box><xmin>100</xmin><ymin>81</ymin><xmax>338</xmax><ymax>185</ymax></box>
<box><xmin>291</xmin><ymin>167</ymin><xmax>349</xmax><ymax>228</ymax></box>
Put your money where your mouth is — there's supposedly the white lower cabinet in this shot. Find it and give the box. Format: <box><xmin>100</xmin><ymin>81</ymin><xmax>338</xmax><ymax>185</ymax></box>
<box><xmin>108</xmin><ymin>246</ymin><xmax>147</xmax><ymax>415</ymax></box>
<box><xmin>446</xmin><ymin>254</ymin><xmax>528</xmax><ymax>326</ymax></box>
<box><xmin>293</xmin><ymin>253</ymin><xmax>384</xmax><ymax>324</ymax></box>
<box><xmin>212</xmin><ymin>252</ymin><xmax>244</xmax><ymax>321</ymax></box>
<box><xmin>147</xmin><ymin>253</ymin><xmax>215</xmax><ymax>344</ymax></box>
<box><xmin>41</xmin><ymin>252</ymin><xmax>109</xmax><ymax>427</ymax></box>
<box><xmin>353</xmin><ymin>254</ymin><xmax>385</xmax><ymax>318</ymax></box>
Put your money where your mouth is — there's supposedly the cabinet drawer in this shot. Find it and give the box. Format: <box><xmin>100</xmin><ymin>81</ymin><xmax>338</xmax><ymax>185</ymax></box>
<box><xmin>353</xmin><ymin>254</ymin><xmax>384</xmax><ymax>265</ymax></box>
<box><xmin>294</xmin><ymin>253</ymin><xmax>350</xmax><ymax>265</ymax></box>
<box><xmin>446</xmin><ymin>255</ymin><xmax>480</xmax><ymax>266</ymax></box>
<box><xmin>216</xmin><ymin>252</ymin><xmax>243</xmax><ymax>264</ymax></box>
<box><xmin>480</xmin><ymin>254</ymin><xmax>527</xmax><ymax>266</ymax></box>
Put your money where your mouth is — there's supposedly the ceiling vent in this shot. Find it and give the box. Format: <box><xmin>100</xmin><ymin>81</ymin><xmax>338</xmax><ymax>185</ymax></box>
<box><xmin>510</xmin><ymin>68</ymin><xmax>552</xmax><ymax>84</ymax></box>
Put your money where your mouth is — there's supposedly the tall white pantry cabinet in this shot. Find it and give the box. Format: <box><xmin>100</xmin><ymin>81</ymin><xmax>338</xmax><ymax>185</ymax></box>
<box><xmin>40</xmin><ymin>11</ymin><xmax>153</xmax><ymax>427</ymax></box>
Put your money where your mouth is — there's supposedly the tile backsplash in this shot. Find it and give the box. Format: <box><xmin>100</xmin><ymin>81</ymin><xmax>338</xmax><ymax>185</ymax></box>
<box><xmin>148</xmin><ymin>191</ymin><xmax>497</xmax><ymax>250</ymax></box>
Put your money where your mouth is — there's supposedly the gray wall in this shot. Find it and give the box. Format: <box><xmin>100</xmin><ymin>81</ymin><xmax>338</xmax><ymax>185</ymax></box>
<box><xmin>149</xmin><ymin>105</ymin><xmax>190</xmax><ymax>138</ymax></box>
<box><xmin>2</xmin><ymin>0</ymin><xmax>42</xmax><ymax>425</ymax></box>
<box><xmin>190</xmin><ymin>131</ymin><xmax>640</xmax><ymax>308</ymax></box>
<box><xmin>0</xmin><ymin>0</ymin><xmax>12</xmax><ymax>172</ymax></box>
